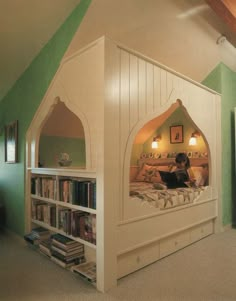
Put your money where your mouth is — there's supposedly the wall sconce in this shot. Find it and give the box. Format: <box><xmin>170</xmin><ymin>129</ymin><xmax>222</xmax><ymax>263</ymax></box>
<box><xmin>152</xmin><ymin>136</ymin><xmax>161</xmax><ymax>149</ymax></box>
<box><xmin>189</xmin><ymin>131</ymin><xmax>200</xmax><ymax>146</ymax></box>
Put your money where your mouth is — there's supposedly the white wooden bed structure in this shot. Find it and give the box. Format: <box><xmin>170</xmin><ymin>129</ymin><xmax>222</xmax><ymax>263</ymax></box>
<box><xmin>26</xmin><ymin>37</ymin><xmax>221</xmax><ymax>292</ymax></box>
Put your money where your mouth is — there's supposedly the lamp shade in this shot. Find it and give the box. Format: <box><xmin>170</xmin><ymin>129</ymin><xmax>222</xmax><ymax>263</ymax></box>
<box><xmin>189</xmin><ymin>136</ymin><xmax>197</xmax><ymax>146</ymax></box>
<box><xmin>152</xmin><ymin>140</ymin><xmax>158</xmax><ymax>149</ymax></box>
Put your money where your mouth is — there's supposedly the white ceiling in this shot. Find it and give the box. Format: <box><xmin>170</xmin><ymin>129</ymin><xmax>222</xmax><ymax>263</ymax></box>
<box><xmin>1</xmin><ymin>0</ymin><xmax>236</xmax><ymax>103</ymax></box>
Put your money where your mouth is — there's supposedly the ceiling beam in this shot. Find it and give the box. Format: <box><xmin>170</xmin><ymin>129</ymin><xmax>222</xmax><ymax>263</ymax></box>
<box><xmin>206</xmin><ymin>0</ymin><xmax>236</xmax><ymax>32</ymax></box>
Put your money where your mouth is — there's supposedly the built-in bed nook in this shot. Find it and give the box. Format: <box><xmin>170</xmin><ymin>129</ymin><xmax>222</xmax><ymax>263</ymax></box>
<box><xmin>25</xmin><ymin>37</ymin><xmax>221</xmax><ymax>291</ymax></box>
<box><xmin>129</xmin><ymin>100</ymin><xmax>209</xmax><ymax>212</ymax></box>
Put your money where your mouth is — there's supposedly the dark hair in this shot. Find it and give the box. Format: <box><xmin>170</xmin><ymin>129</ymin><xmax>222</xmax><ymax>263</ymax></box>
<box><xmin>175</xmin><ymin>152</ymin><xmax>190</xmax><ymax>169</ymax></box>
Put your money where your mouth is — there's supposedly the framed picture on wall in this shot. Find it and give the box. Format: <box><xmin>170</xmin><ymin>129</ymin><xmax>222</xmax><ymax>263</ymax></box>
<box><xmin>170</xmin><ymin>125</ymin><xmax>183</xmax><ymax>144</ymax></box>
<box><xmin>5</xmin><ymin>120</ymin><xmax>18</xmax><ymax>163</ymax></box>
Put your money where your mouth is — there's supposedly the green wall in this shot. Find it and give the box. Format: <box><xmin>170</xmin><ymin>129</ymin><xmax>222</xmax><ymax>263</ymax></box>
<box><xmin>39</xmin><ymin>136</ymin><xmax>86</xmax><ymax>168</ymax></box>
<box><xmin>202</xmin><ymin>63</ymin><xmax>236</xmax><ymax>226</ymax></box>
<box><xmin>131</xmin><ymin>107</ymin><xmax>207</xmax><ymax>166</ymax></box>
<box><xmin>0</xmin><ymin>0</ymin><xmax>91</xmax><ymax>235</ymax></box>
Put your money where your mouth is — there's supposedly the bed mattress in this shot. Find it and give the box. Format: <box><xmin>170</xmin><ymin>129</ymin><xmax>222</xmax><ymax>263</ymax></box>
<box><xmin>130</xmin><ymin>181</ymin><xmax>206</xmax><ymax>210</ymax></box>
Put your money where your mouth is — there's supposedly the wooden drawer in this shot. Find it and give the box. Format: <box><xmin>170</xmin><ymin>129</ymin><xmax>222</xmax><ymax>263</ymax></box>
<box><xmin>160</xmin><ymin>230</ymin><xmax>190</xmax><ymax>258</ymax></box>
<box><xmin>117</xmin><ymin>240</ymin><xmax>160</xmax><ymax>279</ymax></box>
<box><xmin>190</xmin><ymin>220</ymin><xmax>213</xmax><ymax>243</ymax></box>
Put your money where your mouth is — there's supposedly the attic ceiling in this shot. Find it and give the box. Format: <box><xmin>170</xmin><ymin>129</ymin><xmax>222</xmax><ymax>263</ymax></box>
<box><xmin>1</xmin><ymin>0</ymin><xmax>236</xmax><ymax>103</ymax></box>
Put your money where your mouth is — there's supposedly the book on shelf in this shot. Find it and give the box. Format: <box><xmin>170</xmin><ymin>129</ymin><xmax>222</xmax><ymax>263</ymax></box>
<box><xmin>31</xmin><ymin>177</ymin><xmax>56</xmax><ymax>199</ymax></box>
<box><xmin>72</xmin><ymin>261</ymin><xmax>96</xmax><ymax>283</ymax></box>
<box><xmin>56</xmin><ymin>209</ymin><xmax>96</xmax><ymax>244</ymax></box>
<box><xmin>59</xmin><ymin>178</ymin><xmax>96</xmax><ymax>209</ymax></box>
<box><xmin>58</xmin><ymin>208</ymin><xmax>72</xmax><ymax>234</ymax></box>
<box><xmin>32</xmin><ymin>202</ymin><xmax>56</xmax><ymax>227</ymax></box>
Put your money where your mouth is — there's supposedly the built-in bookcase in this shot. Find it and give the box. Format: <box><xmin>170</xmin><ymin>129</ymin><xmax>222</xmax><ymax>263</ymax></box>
<box><xmin>28</xmin><ymin>167</ymin><xmax>97</xmax><ymax>283</ymax></box>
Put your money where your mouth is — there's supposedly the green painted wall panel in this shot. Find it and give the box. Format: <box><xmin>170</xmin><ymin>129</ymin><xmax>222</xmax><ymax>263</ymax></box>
<box><xmin>202</xmin><ymin>63</ymin><xmax>236</xmax><ymax>226</ymax></box>
<box><xmin>39</xmin><ymin>136</ymin><xmax>86</xmax><ymax>168</ymax></box>
<box><xmin>0</xmin><ymin>0</ymin><xmax>91</xmax><ymax>235</ymax></box>
<box><xmin>131</xmin><ymin>107</ymin><xmax>208</xmax><ymax>166</ymax></box>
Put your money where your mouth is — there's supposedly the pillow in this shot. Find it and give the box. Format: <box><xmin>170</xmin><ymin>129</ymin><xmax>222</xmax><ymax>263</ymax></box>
<box><xmin>135</xmin><ymin>164</ymin><xmax>163</xmax><ymax>183</ymax></box>
<box><xmin>191</xmin><ymin>166</ymin><xmax>209</xmax><ymax>186</ymax></box>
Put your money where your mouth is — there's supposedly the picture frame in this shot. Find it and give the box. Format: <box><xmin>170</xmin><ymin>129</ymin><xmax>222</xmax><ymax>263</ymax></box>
<box><xmin>5</xmin><ymin>120</ymin><xmax>18</xmax><ymax>163</ymax></box>
<box><xmin>170</xmin><ymin>125</ymin><xmax>183</xmax><ymax>144</ymax></box>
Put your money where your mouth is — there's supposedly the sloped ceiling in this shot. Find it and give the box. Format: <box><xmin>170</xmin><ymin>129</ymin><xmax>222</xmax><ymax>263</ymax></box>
<box><xmin>0</xmin><ymin>0</ymin><xmax>80</xmax><ymax>102</ymax></box>
<box><xmin>1</xmin><ymin>0</ymin><xmax>236</xmax><ymax>103</ymax></box>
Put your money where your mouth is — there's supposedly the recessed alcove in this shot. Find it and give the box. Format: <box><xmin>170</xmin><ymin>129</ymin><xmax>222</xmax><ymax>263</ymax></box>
<box><xmin>130</xmin><ymin>100</ymin><xmax>209</xmax><ymax>185</ymax></box>
<box><xmin>39</xmin><ymin>100</ymin><xmax>86</xmax><ymax>168</ymax></box>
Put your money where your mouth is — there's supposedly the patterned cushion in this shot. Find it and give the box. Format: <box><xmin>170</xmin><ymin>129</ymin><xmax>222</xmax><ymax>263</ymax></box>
<box><xmin>191</xmin><ymin>166</ymin><xmax>209</xmax><ymax>186</ymax></box>
<box><xmin>135</xmin><ymin>164</ymin><xmax>169</xmax><ymax>183</ymax></box>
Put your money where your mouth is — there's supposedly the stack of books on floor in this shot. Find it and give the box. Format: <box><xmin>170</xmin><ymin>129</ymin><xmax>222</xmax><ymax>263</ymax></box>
<box><xmin>39</xmin><ymin>239</ymin><xmax>52</xmax><ymax>257</ymax></box>
<box><xmin>24</xmin><ymin>227</ymin><xmax>51</xmax><ymax>247</ymax></box>
<box><xmin>51</xmin><ymin>233</ymin><xmax>85</xmax><ymax>268</ymax></box>
<box><xmin>72</xmin><ymin>261</ymin><xmax>96</xmax><ymax>283</ymax></box>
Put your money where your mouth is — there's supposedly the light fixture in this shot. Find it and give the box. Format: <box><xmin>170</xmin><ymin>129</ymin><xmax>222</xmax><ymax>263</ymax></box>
<box><xmin>189</xmin><ymin>131</ymin><xmax>200</xmax><ymax>146</ymax></box>
<box><xmin>151</xmin><ymin>136</ymin><xmax>161</xmax><ymax>149</ymax></box>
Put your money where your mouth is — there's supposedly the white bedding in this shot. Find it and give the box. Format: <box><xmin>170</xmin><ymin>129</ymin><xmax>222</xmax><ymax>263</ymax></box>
<box><xmin>130</xmin><ymin>182</ymin><xmax>206</xmax><ymax>210</ymax></box>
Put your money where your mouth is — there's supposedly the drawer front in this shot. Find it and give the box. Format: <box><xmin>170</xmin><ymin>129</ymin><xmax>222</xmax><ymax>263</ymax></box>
<box><xmin>160</xmin><ymin>230</ymin><xmax>190</xmax><ymax>258</ymax></box>
<box><xmin>190</xmin><ymin>221</ymin><xmax>213</xmax><ymax>243</ymax></box>
<box><xmin>117</xmin><ymin>240</ymin><xmax>160</xmax><ymax>279</ymax></box>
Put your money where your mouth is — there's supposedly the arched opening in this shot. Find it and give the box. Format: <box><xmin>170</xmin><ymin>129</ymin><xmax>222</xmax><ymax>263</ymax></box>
<box><xmin>129</xmin><ymin>100</ymin><xmax>210</xmax><ymax>210</ymax></box>
<box><xmin>38</xmin><ymin>100</ymin><xmax>86</xmax><ymax>168</ymax></box>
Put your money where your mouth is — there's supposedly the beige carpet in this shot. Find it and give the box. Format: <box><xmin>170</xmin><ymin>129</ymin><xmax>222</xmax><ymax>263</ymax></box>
<box><xmin>0</xmin><ymin>228</ymin><xmax>236</xmax><ymax>301</ymax></box>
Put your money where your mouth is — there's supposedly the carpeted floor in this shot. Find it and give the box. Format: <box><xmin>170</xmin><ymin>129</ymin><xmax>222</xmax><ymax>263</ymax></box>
<box><xmin>1</xmin><ymin>228</ymin><xmax>236</xmax><ymax>301</ymax></box>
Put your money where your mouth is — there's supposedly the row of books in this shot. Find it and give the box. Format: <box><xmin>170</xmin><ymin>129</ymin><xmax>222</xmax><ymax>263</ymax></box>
<box><xmin>58</xmin><ymin>209</ymin><xmax>96</xmax><ymax>244</ymax></box>
<box><xmin>31</xmin><ymin>176</ymin><xmax>97</xmax><ymax>210</ymax></box>
<box><xmin>31</xmin><ymin>203</ymin><xmax>96</xmax><ymax>245</ymax></box>
<box><xmin>59</xmin><ymin>179</ymin><xmax>96</xmax><ymax>209</ymax></box>
<box><xmin>31</xmin><ymin>177</ymin><xmax>57</xmax><ymax>200</ymax></box>
<box><xmin>32</xmin><ymin>201</ymin><xmax>56</xmax><ymax>227</ymax></box>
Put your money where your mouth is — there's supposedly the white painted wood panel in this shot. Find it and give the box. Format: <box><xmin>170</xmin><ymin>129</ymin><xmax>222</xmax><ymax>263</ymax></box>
<box><xmin>153</xmin><ymin>65</ymin><xmax>161</xmax><ymax>110</ymax></box>
<box><xmin>129</xmin><ymin>54</ymin><xmax>139</xmax><ymax>130</ymax></box>
<box><xmin>117</xmin><ymin>240</ymin><xmax>160</xmax><ymax>279</ymax></box>
<box><xmin>138</xmin><ymin>58</ymin><xmax>146</xmax><ymax>119</ymax></box>
<box><xmin>146</xmin><ymin>62</ymin><xmax>154</xmax><ymax>113</ymax></box>
<box><xmin>117</xmin><ymin>200</ymin><xmax>217</xmax><ymax>253</ymax></box>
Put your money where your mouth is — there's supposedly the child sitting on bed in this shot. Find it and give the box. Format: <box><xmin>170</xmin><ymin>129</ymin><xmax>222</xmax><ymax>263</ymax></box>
<box><xmin>175</xmin><ymin>152</ymin><xmax>195</xmax><ymax>187</ymax></box>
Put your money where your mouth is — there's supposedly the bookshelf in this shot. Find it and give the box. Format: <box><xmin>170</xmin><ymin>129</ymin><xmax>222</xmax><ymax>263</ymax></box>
<box><xmin>27</xmin><ymin>167</ymin><xmax>97</xmax><ymax>283</ymax></box>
